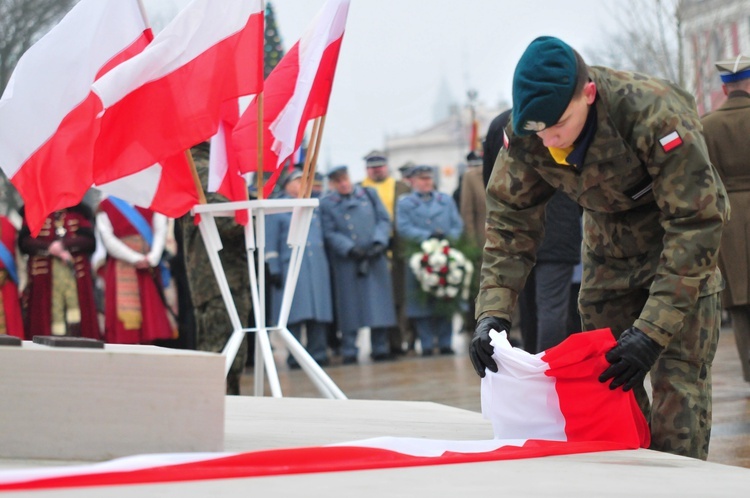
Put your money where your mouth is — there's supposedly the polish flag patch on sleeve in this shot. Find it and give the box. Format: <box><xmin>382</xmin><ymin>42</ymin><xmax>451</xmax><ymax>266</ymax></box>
<box><xmin>658</xmin><ymin>131</ymin><xmax>683</xmax><ymax>152</ymax></box>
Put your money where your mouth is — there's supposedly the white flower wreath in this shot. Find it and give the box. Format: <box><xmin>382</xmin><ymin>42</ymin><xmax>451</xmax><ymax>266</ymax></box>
<box><xmin>408</xmin><ymin>238</ymin><xmax>474</xmax><ymax>301</ymax></box>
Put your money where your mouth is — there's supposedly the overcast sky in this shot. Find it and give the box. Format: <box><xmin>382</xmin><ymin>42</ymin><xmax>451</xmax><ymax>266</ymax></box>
<box><xmin>143</xmin><ymin>0</ymin><xmax>620</xmax><ymax>181</ymax></box>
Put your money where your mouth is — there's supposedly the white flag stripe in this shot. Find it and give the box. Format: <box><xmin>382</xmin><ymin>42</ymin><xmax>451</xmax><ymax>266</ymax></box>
<box><xmin>659</xmin><ymin>131</ymin><xmax>680</xmax><ymax>146</ymax></box>
<box><xmin>481</xmin><ymin>331</ymin><xmax>567</xmax><ymax>441</ymax></box>
<box><xmin>0</xmin><ymin>0</ymin><xmax>145</xmax><ymax>177</ymax></box>
<box><xmin>95</xmin><ymin>164</ymin><xmax>162</xmax><ymax>208</ymax></box>
<box><xmin>270</xmin><ymin>0</ymin><xmax>350</xmax><ymax>164</ymax></box>
<box><xmin>0</xmin><ymin>452</ymin><xmax>233</xmax><ymax>487</ymax></box>
<box><xmin>332</xmin><ymin>437</ymin><xmax>528</xmax><ymax>457</ymax></box>
<box><xmin>92</xmin><ymin>0</ymin><xmax>262</xmax><ymax>109</ymax></box>
<box><xmin>208</xmin><ymin>126</ymin><xmax>230</xmax><ymax>192</ymax></box>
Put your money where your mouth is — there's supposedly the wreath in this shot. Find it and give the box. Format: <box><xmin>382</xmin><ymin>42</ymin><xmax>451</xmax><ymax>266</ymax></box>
<box><xmin>408</xmin><ymin>238</ymin><xmax>474</xmax><ymax>302</ymax></box>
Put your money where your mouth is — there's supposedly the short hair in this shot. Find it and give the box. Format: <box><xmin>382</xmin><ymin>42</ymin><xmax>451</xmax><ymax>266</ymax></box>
<box><xmin>572</xmin><ymin>49</ymin><xmax>590</xmax><ymax>98</ymax></box>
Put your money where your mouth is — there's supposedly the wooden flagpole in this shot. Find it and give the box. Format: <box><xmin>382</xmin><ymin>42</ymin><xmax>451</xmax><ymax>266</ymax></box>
<box><xmin>304</xmin><ymin>115</ymin><xmax>326</xmax><ymax>198</ymax></box>
<box><xmin>185</xmin><ymin>150</ymin><xmax>207</xmax><ymax>205</ymax></box>
<box><xmin>298</xmin><ymin>117</ymin><xmax>321</xmax><ymax>198</ymax></box>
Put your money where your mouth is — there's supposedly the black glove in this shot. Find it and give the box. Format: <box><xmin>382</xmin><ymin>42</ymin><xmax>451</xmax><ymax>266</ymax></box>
<box><xmin>469</xmin><ymin>316</ymin><xmax>511</xmax><ymax>378</ymax></box>
<box><xmin>348</xmin><ymin>246</ymin><xmax>367</xmax><ymax>260</ymax></box>
<box><xmin>599</xmin><ymin>327</ymin><xmax>663</xmax><ymax>392</ymax></box>
<box><xmin>366</xmin><ymin>242</ymin><xmax>386</xmax><ymax>258</ymax></box>
<box><xmin>267</xmin><ymin>272</ymin><xmax>283</xmax><ymax>288</ymax></box>
<box><xmin>356</xmin><ymin>258</ymin><xmax>370</xmax><ymax>277</ymax></box>
<box><xmin>429</xmin><ymin>231</ymin><xmax>445</xmax><ymax>240</ymax></box>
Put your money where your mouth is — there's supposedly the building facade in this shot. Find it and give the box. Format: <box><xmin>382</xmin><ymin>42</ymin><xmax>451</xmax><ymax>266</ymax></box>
<box><xmin>682</xmin><ymin>0</ymin><xmax>750</xmax><ymax>114</ymax></box>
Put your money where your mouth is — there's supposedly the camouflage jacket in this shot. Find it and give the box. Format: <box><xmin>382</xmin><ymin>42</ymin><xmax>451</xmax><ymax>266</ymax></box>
<box><xmin>478</xmin><ymin>66</ymin><xmax>728</xmax><ymax>347</ymax></box>
<box><xmin>180</xmin><ymin>143</ymin><xmax>249</xmax><ymax>307</ymax></box>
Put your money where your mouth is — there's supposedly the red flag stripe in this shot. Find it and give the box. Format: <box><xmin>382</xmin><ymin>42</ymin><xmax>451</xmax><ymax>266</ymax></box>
<box><xmin>92</xmin><ymin>10</ymin><xmax>264</xmax><ymax>185</ymax></box>
<box><xmin>0</xmin><ymin>440</ymin><xmax>635</xmax><ymax>492</ymax></box>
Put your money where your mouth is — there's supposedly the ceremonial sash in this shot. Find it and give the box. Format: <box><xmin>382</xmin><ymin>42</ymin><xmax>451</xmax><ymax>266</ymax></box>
<box><xmin>107</xmin><ymin>196</ymin><xmax>171</xmax><ymax>288</ymax></box>
<box><xmin>107</xmin><ymin>196</ymin><xmax>153</xmax><ymax>248</ymax></box>
<box><xmin>0</xmin><ymin>240</ymin><xmax>18</xmax><ymax>285</ymax></box>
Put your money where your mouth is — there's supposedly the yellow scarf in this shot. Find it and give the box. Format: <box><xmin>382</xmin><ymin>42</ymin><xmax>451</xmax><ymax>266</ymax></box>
<box><xmin>361</xmin><ymin>176</ymin><xmax>396</xmax><ymax>220</ymax></box>
<box><xmin>548</xmin><ymin>146</ymin><xmax>575</xmax><ymax>166</ymax></box>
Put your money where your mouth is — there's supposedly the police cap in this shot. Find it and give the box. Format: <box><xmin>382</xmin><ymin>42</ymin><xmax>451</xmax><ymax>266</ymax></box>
<box><xmin>716</xmin><ymin>55</ymin><xmax>750</xmax><ymax>83</ymax></box>
<box><xmin>466</xmin><ymin>151</ymin><xmax>482</xmax><ymax>167</ymax></box>
<box><xmin>411</xmin><ymin>165</ymin><xmax>434</xmax><ymax>178</ymax></box>
<box><xmin>363</xmin><ymin>150</ymin><xmax>388</xmax><ymax>168</ymax></box>
<box><xmin>327</xmin><ymin>165</ymin><xmax>348</xmax><ymax>179</ymax></box>
<box><xmin>280</xmin><ymin>168</ymin><xmax>303</xmax><ymax>188</ymax></box>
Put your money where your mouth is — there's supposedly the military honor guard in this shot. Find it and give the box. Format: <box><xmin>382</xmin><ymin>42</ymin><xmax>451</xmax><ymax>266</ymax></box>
<box><xmin>396</xmin><ymin>165</ymin><xmax>464</xmax><ymax>356</ymax></box>
<box><xmin>471</xmin><ymin>36</ymin><xmax>727</xmax><ymax>460</ymax></box>
<box><xmin>320</xmin><ymin>165</ymin><xmax>397</xmax><ymax>364</ymax></box>
<box><xmin>266</xmin><ymin>168</ymin><xmax>333</xmax><ymax>368</ymax></box>
<box><xmin>701</xmin><ymin>54</ymin><xmax>750</xmax><ymax>383</ymax></box>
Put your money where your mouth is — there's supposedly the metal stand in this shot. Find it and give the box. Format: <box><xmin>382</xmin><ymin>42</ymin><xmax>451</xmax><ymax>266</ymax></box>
<box><xmin>192</xmin><ymin>199</ymin><xmax>346</xmax><ymax>400</ymax></box>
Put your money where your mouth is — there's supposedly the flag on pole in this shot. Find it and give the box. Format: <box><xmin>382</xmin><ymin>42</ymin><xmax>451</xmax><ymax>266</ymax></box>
<box><xmin>91</xmin><ymin>0</ymin><xmax>264</xmax><ymax>185</ymax></box>
<box><xmin>0</xmin><ymin>329</ymin><xmax>649</xmax><ymax>492</ymax></box>
<box><xmin>94</xmin><ymin>155</ymin><xmax>200</xmax><ymax>219</ymax></box>
<box><xmin>233</xmin><ymin>0</ymin><xmax>350</xmax><ymax>195</ymax></box>
<box><xmin>208</xmin><ymin>100</ymin><xmax>250</xmax><ymax>224</ymax></box>
<box><xmin>0</xmin><ymin>0</ymin><xmax>151</xmax><ymax>234</ymax></box>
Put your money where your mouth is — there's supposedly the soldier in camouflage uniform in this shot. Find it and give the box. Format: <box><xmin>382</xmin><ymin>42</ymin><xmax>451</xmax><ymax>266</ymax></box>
<box><xmin>469</xmin><ymin>37</ymin><xmax>728</xmax><ymax>460</ymax></box>
<box><xmin>181</xmin><ymin>142</ymin><xmax>250</xmax><ymax>395</ymax></box>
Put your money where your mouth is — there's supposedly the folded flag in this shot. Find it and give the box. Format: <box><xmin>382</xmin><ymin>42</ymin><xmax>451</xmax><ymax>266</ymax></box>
<box><xmin>0</xmin><ymin>329</ymin><xmax>648</xmax><ymax>492</ymax></box>
<box><xmin>481</xmin><ymin>329</ymin><xmax>650</xmax><ymax>447</ymax></box>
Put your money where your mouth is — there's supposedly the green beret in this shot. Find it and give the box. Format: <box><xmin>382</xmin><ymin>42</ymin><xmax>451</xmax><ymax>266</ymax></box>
<box><xmin>512</xmin><ymin>36</ymin><xmax>577</xmax><ymax>137</ymax></box>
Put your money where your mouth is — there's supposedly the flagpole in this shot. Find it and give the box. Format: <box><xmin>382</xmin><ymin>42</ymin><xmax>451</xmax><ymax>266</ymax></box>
<box><xmin>185</xmin><ymin>150</ymin><xmax>207</xmax><ymax>204</ymax></box>
<box><xmin>135</xmin><ymin>0</ymin><xmax>151</xmax><ymax>29</ymax></box>
<box><xmin>298</xmin><ymin>117</ymin><xmax>321</xmax><ymax>198</ymax></box>
<box><xmin>304</xmin><ymin>115</ymin><xmax>326</xmax><ymax>198</ymax></box>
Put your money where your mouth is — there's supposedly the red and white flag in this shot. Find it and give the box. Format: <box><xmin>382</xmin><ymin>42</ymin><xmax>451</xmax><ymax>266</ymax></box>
<box><xmin>95</xmin><ymin>155</ymin><xmax>200</xmax><ymax>219</ymax></box>
<box><xmin>233</xmin><ymin>0</ymin><xmax>349</xmax><ymax>197</ymax></box>
<box><xmin>208</xmin><ymin>99</ymin><xmax>250</xmax><ymax>224</ymax></box>
<box><xmin>481</xmin><ymin>328</ymin><xmax>650</xmax><ymax>444</ymax></box>
<box><xmin>0</xmin><ymin>0</ymin><xmax>150</xmax><ymax>234</ymax></box>
<box><xmin>91</xmin><ymin>0</ymin><xmax>264</xmax><ymax>185</ymax></box>
<box><xmin>0</xmin><ymin>329</ymin><xmax>649</xmax><ymax>492</ymax></box>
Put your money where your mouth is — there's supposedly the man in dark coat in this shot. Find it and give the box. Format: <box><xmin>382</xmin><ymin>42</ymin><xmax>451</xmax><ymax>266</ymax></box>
<box><xmin>320</xmin><ymin>166</ymin><xmax>396</xmax><ymax>364</ymax></box>
<box><xmin>702</xmin><ymin>54</ymin><xmax>750</xmax><ymax>383</ymax></box>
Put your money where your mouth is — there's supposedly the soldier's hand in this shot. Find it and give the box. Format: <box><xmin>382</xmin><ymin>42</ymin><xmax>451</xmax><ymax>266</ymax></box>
<box><xmin>348</xmin><ymin>246</ymin><xmax>367</xmax><ymax>260</ymax></box>
<box><xmin>599</xmin><ymin>327</ymin><xmax>663</xmax><ymax>391</ymax></box>
<box><xmin>429</xmin><ymin>231</ymin><xmax>445</xmax><ymax>240</ymax></box>
<box><xmin>469</xmin><ymin>316</ymin><xmax>511</xmax><ymax>378</ymax></box>
<box><xmin>366</xmin><ymin>242</ymin><xmax>386</xmax><ymax>258</ymax></box>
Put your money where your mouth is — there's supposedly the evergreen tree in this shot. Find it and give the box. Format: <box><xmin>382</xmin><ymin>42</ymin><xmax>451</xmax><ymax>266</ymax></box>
<box><xmin>264</xmin><ymin>2</ymin><xmax>285</xmax><ymax>78</ymax></box>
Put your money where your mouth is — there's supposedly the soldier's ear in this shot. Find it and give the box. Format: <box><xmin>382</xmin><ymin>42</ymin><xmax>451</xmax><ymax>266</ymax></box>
<box><xmin>583</xmin><ymin>81</ymin><xmax>596</xmax><ymax>105</ymax></box>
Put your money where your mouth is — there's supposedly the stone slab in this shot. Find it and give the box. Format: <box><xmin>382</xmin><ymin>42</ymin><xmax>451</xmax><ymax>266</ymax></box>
<box><xmin>0</xmin><ymin>342</ymin><xmax>225</xmax><ymax>461</ymax></box>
